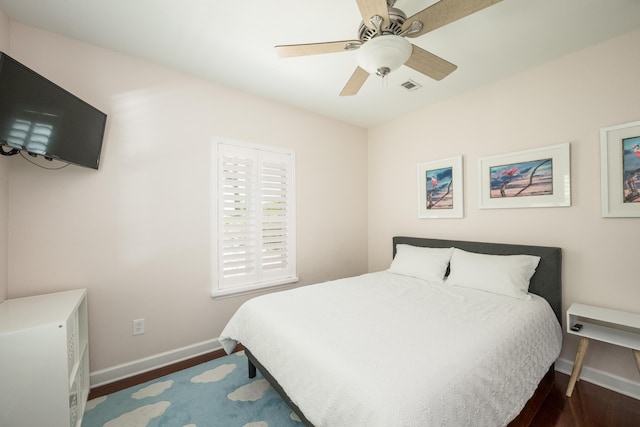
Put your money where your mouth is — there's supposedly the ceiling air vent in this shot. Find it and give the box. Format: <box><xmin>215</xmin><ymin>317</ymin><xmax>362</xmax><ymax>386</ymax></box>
<box><xmin>400</xmin><ymin>80</ymin><xmax>422</xmax><ymax>91</ymax></box>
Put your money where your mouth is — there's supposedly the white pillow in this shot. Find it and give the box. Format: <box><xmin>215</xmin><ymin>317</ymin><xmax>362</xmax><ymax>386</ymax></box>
<box><xmin>446</xmin><ymin>248</ymin><xmax>540</xmax><ymax>300</ymax></box>
<box><xmin>388</xmin><ymin>244</ymin><xmax>453</xmax><ymax>283</ymax></box>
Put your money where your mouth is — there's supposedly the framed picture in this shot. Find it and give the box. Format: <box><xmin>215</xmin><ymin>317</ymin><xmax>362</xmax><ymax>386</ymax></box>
<box><xmin>478</xmin><ymin>143</ymin><xmax>571</xmax><ymax>209</ymax></box>
<box><xmin>417</xmin><ymin>155</ymin><xmax>463</xmax><ymax>218</ymax></box>
<box><xmin>601</xmin><ymin>120</ymin><xmax>640</xmax><ymax>217</ymax></box>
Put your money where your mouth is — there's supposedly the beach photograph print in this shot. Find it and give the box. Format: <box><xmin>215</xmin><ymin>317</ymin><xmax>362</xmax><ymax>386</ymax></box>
<box><xmin>623</xmin><ymin>136</ymin><xmax>640</xmax><ymax>203</ymax></box>
<box><xmin>418</xmin><ymin>155</ymin><xmax>463</xmax><ymax>218</ymax></box>
<box><xmin>490</xmin><ymin>158</ymin><xmax>553</xmax><ymax>198</ymax></box>
<box><xmin>426</xmin><ymin>166</ymin><xmax>453</xmax><ymax>209</ymax></box>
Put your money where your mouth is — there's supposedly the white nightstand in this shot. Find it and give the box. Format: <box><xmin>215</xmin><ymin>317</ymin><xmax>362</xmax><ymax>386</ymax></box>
<box><xmin>565</xmin><ymin>303</ymin><xmax>640</xmax><ymax>397</ymax></box>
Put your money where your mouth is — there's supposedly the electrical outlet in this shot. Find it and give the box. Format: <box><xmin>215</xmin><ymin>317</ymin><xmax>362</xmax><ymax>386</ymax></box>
<box><xmin>133</xmin><ymin>318</ymin><xmax>145</xmax><ymax>336</ymax></box>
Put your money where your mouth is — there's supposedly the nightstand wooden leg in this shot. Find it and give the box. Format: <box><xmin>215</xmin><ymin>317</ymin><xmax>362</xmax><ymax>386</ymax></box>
<box><xmin>566</xmin><ymin>337</ymin><xmax>589</xmax><ymax>397</ymax></box>
<box><xmin>633</xmin><ymin>349</ymin><xmax>640</xmax><ymax>374</ymax></box>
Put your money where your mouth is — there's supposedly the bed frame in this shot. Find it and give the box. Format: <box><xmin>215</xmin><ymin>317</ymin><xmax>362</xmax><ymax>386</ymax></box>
<box><xmin>245</xmin><ymin>236</ymin><xmax>563</xmax><ymax>427</ymax></box>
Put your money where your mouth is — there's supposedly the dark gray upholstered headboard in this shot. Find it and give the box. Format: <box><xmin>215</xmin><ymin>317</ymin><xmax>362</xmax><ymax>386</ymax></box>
<box><xmin>393</xmin><ymin>236</ymin><xmax>563</xmax><ymax>324</ymax></box>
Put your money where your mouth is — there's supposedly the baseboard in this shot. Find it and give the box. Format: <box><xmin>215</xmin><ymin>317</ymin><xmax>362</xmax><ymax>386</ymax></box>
<box><xmin>555</xmin><ymin>357</ymin><xmax>640</xmax><ymax>400</ymax></box>
<box><xmin>90</xmin><ymin>338</ymin><xmax>222</xmax><ymax>388</ymax></box>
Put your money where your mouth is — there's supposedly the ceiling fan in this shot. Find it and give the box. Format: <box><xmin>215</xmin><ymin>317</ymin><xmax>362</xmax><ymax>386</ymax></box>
<box><xmin>275</xmin><ymin>0</ymin><xmax>503</xmax><ymax>96</ymax></box>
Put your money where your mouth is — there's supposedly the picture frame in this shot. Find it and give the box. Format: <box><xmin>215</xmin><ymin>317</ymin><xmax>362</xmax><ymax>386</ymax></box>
<box><xmin>600</xmin><ymin>120</ymin><xmax>640</xmax><ymax>217</ymax></box>
<box><xmin>417</xmin><ymin>155</ymin><xmax>463</xmax><ymax>218</ymax></box>
<box><xmin>478</xmin><ymin>143</ymin><xmax>571</xmax><ymax>209</ymax></box>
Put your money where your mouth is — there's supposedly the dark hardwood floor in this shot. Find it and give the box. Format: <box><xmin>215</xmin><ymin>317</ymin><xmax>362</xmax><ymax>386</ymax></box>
<box><xmin>90</xmin><ymin>352</ymin><xmax>640</xmax><ymax>426</ymax></box>
<box><xmin>531</xmin><ymin>372</ymin><xmax>640</xmax><ymax>426</ymax></box>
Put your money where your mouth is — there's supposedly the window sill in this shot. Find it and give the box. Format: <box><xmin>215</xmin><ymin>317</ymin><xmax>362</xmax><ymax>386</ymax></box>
<box><xmin>210</xmin><ymin>276</ymin><xmax>299</xmax><ymax>300</ymax></box>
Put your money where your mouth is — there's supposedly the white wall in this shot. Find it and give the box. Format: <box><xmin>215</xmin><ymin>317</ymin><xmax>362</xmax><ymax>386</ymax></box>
<box><xmin>368</xmin><ymin>28</ymin><xmax>640</xmax><ymax>385</ymax></box>
<box><xmin>6</xmin><ymin>23</ymin><xmax>368</xmax><ymax>372</ymax></box>
<box><xmin>0</xmin><ymin>7</ymin><xmax>9</xmax><ymax>302</ymax></box>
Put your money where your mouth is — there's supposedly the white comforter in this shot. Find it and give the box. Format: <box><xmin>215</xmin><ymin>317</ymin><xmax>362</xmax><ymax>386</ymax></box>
<box><xmin>220</xmin><ymin>272</ymin><xmax>562</xmax><ymax>427</ymax></box>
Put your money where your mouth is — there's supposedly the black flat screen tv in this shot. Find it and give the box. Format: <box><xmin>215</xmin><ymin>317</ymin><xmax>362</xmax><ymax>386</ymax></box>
<box><xmin>0</xmin><ymin>52</ymin><xmax>107</xmax><ymax>169</ymax></box>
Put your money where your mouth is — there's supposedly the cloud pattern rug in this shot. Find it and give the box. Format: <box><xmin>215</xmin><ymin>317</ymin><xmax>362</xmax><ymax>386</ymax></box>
<box><xmin>82</xmin><ymin>351</ymin><xmax>303</xmax><ymax>427</ymax></box>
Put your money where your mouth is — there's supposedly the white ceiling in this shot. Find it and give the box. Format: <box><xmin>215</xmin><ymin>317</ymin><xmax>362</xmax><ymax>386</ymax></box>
<box><xmin>1</xmin><ymin>0</ymin><xmax>640</xmax><ymax>128</ymax></box>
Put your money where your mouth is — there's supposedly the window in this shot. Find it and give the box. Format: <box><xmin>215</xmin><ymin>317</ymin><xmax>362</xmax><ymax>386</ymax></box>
<box><xmin>212</xmin><ymin>139</ymin><xmax>297</xmax><ymax>298</ymax></box>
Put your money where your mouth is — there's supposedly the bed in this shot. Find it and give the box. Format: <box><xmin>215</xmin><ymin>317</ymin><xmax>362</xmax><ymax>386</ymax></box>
<box><xmin>220</xmin><ymin>236</ymin><xmax>563</xmax><ymax>426</ymax></box>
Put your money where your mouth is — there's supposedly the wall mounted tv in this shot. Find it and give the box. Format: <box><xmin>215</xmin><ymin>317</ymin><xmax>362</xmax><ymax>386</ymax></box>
<box><xmin>0</xmin><ymin>52</ymin><xmax>107</xmax><ymax>169</ymax></box>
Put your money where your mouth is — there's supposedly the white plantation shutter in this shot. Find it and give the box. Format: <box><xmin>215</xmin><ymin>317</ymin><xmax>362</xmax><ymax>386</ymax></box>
<box><xmin>213</xmin><ymin>140</ymin><xmax>297</xmax><ymax>297</ymax></box>
<box><xmin>220</xmin><ymin>147</ymin><xmax>258</xmax><ymax>284</ymax></box>
<box><xmin>260</xmin><ymin>155</ymin><xmax>291</xmax><ymax>274</ymax></box>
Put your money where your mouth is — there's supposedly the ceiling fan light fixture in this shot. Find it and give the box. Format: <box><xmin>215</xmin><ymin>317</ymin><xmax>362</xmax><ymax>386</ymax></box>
<box><xmin>357</xmin><ymin>35</ymin><xmax>412</xmax><ymax>78</ymax></box>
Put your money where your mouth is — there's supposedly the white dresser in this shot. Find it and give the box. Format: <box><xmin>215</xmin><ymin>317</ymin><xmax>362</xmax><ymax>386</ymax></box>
<box><xmin>0</xmin><ymin>289</ymin><xmax>89</xmax><ymax>427</ymax></box>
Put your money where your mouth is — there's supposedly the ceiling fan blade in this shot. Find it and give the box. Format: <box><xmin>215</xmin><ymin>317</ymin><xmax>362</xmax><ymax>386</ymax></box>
<box><xmin>356</xmin><ymin>0</ymin><xmax>390</xmax><ymax>29</ymax></box>
<box><xmin>403</xmin><ymin>0</ymin><xmax>502</xmax><ymax>38</ymax></box>
<box><xmin>340</xmin><ymin>67</ymin><xmax>370</xmax><ymax>96</ymax></box>
<box><xmin>405</xmin><ymin>44</ymin><xmax>457</xmax><ymax>81</ymax></box>
<box><xmin>275</xmin><ymin>40</ymin><xmax>361</xmax><ymax>58</ymax></box>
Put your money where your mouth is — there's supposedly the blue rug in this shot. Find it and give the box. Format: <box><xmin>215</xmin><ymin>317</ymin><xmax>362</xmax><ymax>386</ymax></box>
<box><xmin>82</xmin><ymin>351</ymin><xmax>303</xmax><ymax>427</ymax></box>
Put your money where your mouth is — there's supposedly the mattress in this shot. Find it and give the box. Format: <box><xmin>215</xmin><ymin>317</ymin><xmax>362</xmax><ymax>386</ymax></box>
<box><xmin>220</xmin><ymin>271</ymin><xmax>562</xmax><ymax>427</ymax></box>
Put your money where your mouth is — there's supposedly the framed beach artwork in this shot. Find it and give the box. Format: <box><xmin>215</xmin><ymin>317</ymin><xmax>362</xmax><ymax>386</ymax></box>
<box><xmin>417</xmin><ymin>155</ymin><xmax>463</xmax><ymax>218</ymax></box>
<box><xmin>478</xmin><ymin>143</ymin><xmax>571</xmax><ymax>209</ymax></box>
<box><xmin>601</xmin><ymin>120</ymin><xmax>640</xmax><ymax>217</ymax></box>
